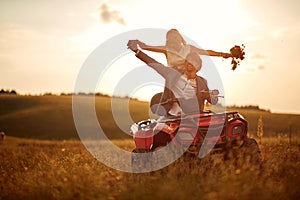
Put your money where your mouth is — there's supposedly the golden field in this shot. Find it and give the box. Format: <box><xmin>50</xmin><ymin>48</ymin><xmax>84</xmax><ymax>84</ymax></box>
<box><xmin>0</xmin><ymin>95</ymin><xmax>300</xmax><ymax>199</ymax></box>
<box><xmin>1</xmin><ymin>136</ymin><xmax>300</xmax><ymax>199</ymax></box>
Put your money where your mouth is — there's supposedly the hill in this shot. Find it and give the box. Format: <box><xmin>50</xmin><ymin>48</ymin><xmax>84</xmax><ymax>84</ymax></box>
<box><xmin>0</xmin><ymin>95</ymin><xmax>150</xmax><ymax>140</ymax></box>
<box><xmin>0</xmin><ymin>95</ymin><xmax>299</xmax><ymax>140</ymax></box>
<box><xmin>226</xmin><ymin>106</ymin><xmax>300</xmax><ymax>137</ymax></box>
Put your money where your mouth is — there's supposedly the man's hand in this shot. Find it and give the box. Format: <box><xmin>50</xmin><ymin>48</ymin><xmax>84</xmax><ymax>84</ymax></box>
<box><xmin>200</xmin><ymin>89</ymin><xmax>219</xmax><ymax>98</ymax></box>
<box><xmin>210</xmin><ymin>89</ymin><xmax>219</xmax><ymax>96</ymax></box>
<box><xmin>127</xmin><ymin>40</ymin><xmax>139</xmax><ymax>52</ymax></box>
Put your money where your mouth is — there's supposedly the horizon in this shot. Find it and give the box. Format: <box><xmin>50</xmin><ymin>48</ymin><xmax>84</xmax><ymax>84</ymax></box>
<box><xmin>1</xmin><ymin>89</ymin><xmax>299</xmax><ymax>115</ymax></box>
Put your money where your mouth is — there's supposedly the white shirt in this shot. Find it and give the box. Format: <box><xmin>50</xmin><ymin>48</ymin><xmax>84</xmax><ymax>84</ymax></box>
<box><xmin>168</xmin><ymin>74</ymin><xmax>197</xmax><ymax>116</ymax></box>
<box><xmin>172</xmin><ymin>74</ymin><xmax>197</xmax><ymax>99</ymax></box>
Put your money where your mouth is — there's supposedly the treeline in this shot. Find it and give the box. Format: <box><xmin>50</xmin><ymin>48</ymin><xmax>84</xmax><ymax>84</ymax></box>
<box><xmin>45</xmin><ymin>92</ymin><xmax>139</xmax><ymax>100</ymax></box>
<box><xmin>41</xmin><ymin>91</ymin><xmax>110</xmax><ymax>96</ymax></box>
<box><xmin>0</xmin><ymin>89</ymin><xmax>139</xmax><ymax>100</ymax></box>
<box><xmin>0</xmin><ymin>89</ymin><xmax>271</xmax><ymax>111</ymax></box>
<box><xmin>54</xmin><ymin>92</ymin><xmax>110</xmax><ymax>97</ymax></box>
<box><xmin>0</xmin><ymin>89</ymin><xmax>110</xmax><ymax>97</ymax></box>
<box><xmin>0</xmin><ymin>89</ymin><xmax>17</xmax><ymax>95</ymax></box>
<box><xmin>228</xmin><ymin>105</ymin><xmax>271</xmax><ymax>112</ymax></box>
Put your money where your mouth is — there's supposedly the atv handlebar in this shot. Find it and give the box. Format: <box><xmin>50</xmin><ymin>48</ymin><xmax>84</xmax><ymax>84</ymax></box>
<box><xmin>202</xmin><ymin>90</ymin><xmax>224</xmax><ymax>98</ymax></box>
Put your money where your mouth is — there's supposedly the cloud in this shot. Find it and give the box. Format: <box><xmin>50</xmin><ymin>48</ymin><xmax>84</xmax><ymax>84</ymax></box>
<box><xmin>257</xmin><ymin>65</ymin><xmax>265</xmax><ymax>70</ymax></box>
<box><xmin>252</xmin><ymin>54</ymin><xmax>267</xmax><ymax>70</ymax></box>
<box><xmin>251</xmin><ymin>54</ymin><xmax>266</xmax><ymax>60</ymax></box>
<box><xmin>245</xmin><ymin>54</ymin><xmax>267</xmax><ymax>72</ymax></box>
<box><xmin>99</xmin><ymin>4</ymin><xmax>126</xmax><ymax>25</ymax></box>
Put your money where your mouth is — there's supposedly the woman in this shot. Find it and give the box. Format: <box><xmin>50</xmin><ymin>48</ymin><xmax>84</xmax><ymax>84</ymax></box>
<box><xmin>136</xmin><ymin>29</ymin><xmax>232</xmax><ymax>72</ymax></box>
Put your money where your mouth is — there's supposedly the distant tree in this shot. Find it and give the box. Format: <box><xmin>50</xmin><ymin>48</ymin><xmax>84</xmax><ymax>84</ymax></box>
<box><xmin>78</xmin><ymin>92</ymin><xmax>86</xmax><ymax>96</ymax></box>
<box><xmin>10</xmin><ymin>90</ymin><xmax>17</xmax><ymax>95</ymax></box>
<box><xmin>43</xmin><ymin>92</ymin><xmax>53</xmax><ymax>96</ymax></box>
<box><xmin>60</xmin><ymin>92</ymin><xmax>72</xmax><ymax>96</ymax></box>
<box><xmin>0</xmin><ymin>89</ymin><xmax>17</xmax><ymax>95</ymax></box>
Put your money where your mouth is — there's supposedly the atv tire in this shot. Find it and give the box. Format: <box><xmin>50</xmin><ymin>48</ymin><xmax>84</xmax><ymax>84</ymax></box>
<box><xmin>241</xmin><ymin>138</ymin><xmax>261</xmax><ymax>164</ymax></box>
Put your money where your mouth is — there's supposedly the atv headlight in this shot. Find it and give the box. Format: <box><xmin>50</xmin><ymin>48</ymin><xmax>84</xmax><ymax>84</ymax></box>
<box><xmin>130</xmin><ymin>123</ymin><xmax>139</xmax><ymax>135</ymax></box>
<box><xmin>130</xmin><ymin>119</ymin><xmax>157</xmax><ymax>136</ymax></box>
<box><xmin>232</xmin><ymin>125</ymin><xmax>243</xmax><ymax>135</ymax></box>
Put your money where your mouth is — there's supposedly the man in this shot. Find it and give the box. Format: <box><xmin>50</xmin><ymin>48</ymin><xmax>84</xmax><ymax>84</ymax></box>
<box><xmin>127</xmin><ymin>40</ymin><xmax>218</xmax><ymax>116</ymax></box>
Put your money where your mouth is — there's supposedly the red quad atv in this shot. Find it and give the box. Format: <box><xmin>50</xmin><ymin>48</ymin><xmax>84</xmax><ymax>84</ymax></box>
<box><xmin>130</xmin><ymin>110</ymin><xmax>261</xmax><ymax>172</ymax></box>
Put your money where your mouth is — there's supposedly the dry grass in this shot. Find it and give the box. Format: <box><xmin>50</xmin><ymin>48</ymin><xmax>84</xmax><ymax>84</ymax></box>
<box><xmin>1</xmin><ymin>136</ymin><xmax>300</xmax><ymax>200</ymax></box>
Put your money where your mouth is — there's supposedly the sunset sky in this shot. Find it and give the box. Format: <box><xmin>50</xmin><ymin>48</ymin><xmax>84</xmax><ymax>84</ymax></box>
<box><xmin>0</xmin><ymin>0</ymin><xmax>299</xmax><ymax>114</ymax></box>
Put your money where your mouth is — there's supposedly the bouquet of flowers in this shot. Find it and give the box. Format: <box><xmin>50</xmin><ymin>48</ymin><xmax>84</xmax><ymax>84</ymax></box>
<box><xmin>230</xmin><ymin>44</ymin><xmax>245</xmax><ymax>70</ymax></box>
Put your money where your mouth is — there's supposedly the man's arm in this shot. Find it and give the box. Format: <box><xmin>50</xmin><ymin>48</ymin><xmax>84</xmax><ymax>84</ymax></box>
<box><xmin>127</xmin><ymin>40</ymin><xmax>172</xmax><ymax>79</ymax></box>
<box><xmin>199</xmin><ymin>90</ymin><xmax>218</xmax><ymax>105</ymax></box>
<box><xmin>196</xmin><ymin>77</ymin><xmax>218</xmax><ymax>105</ymax></box>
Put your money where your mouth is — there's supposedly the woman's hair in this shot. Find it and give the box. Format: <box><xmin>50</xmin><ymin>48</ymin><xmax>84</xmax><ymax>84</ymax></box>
<box><xmin>166</xmin><ymin>29</ymin><xmax>186</xmax><ymax>45</ymax></box>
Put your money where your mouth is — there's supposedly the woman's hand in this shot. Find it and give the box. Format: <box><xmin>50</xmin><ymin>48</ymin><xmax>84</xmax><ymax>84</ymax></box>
<box><xmin>137</xmin><ymin>40</ymin><xmax>147</xmax><ymax>48</ymax></box>
<box><xmin>221</xmin><ymin>52</ymin><xmax>232</xmax><ymax>59</ymax></box>
<box><xmin>127</xmin><ymin>40</ymin><xmax>139</xmax><ymax>52</ymax></box>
